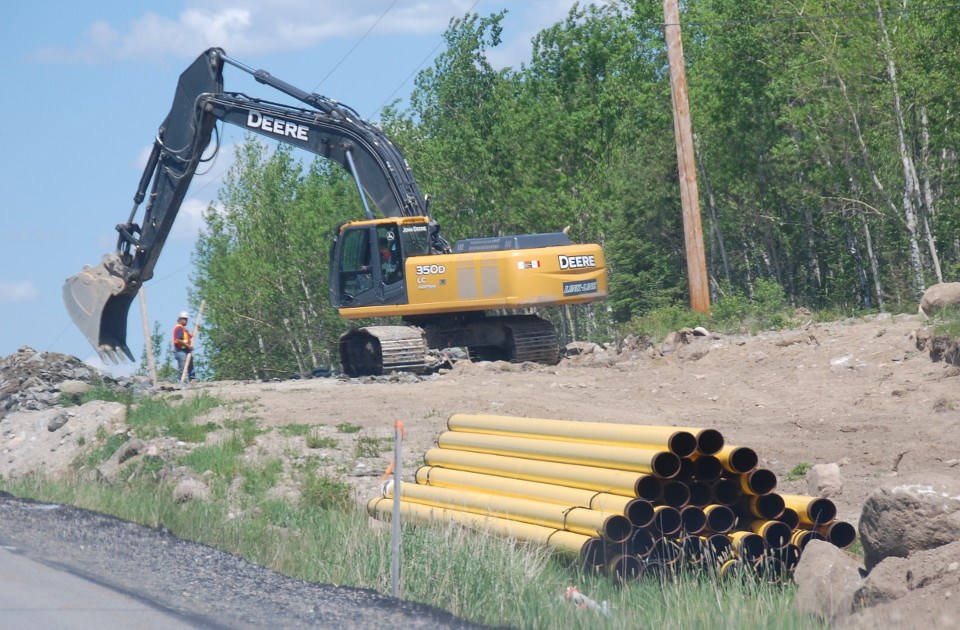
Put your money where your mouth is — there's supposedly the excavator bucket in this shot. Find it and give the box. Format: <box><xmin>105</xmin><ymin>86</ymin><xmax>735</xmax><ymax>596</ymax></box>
<box><xmin>62</xmin><ymin>253</ymin><xmax>136</xmax><ymax>363</ymax></box>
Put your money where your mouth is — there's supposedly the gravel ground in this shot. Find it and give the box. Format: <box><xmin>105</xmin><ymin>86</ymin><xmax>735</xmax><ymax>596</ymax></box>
<box><xmin>0</xmin><ymin>492</ymin><xmax>483</xmax><ymax>629</ymax></box>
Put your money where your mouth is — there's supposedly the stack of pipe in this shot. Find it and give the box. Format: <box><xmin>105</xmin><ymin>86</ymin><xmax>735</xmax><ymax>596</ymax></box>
<box><xmin>367</xmin><ymin>413</ymin><xmax>856</xmax><ymax>583</ymax></box>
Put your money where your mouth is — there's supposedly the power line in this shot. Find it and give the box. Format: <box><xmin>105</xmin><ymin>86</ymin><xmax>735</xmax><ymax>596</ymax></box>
<box><xmin>312</xmin><ymin>0</ymin><xmax>400</xmax><ymax>93</ymax></box>
<box><xmin>369</xmin><ymin>0</ymin><xmax>482</xmax><ymax>120</ymax></box>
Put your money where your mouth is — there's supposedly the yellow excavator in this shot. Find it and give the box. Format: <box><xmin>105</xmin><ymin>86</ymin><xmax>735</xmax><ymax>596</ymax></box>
<box><xmin>63</xmin><ymin>48</ymin><xmax>607</xmax><ymax>376</ymax></box>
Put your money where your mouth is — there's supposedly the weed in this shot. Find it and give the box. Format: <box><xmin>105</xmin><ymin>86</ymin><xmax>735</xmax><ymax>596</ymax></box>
<box><xmin>306</xmin><ymin>432</ymin><xmax>338</xmax><ymax>449</ymax></box>
<box><xmin>180</xmin><ymin>436</ymin><xmax>245</xmax><ymax>477</ymax></box>
<box><xmin>224</xmin><ymin>417</ymin><xmax>267</xmax><ymax>445</ymax></box>
<box><xmin>299</xmin><ymin>472</ymin><xmax>353</xmax><ymax>510</ymax></box>
<box><xmin>128</xmin><ymin>393</ymin><xmax>223</xmax><ymax>442</ymax></box>
<box><xmin>278</xmin><ymin>423</ymin><xmax>313</xmax><ymax>437</ymax></box>
<box><xmin>242</xmin><ymin>459</ymin><xmax>284</xmax><ymax>498</ymax></box>
<box><xmin>336</xmin><ymin>422</ymin><xmax>362</xmax><ymax>434</ymax></box>
<box><xmin>354</xmin><ymin>435</ymin><xmax>392</xmax><ymax>458</ymax></box>
<box><xmin>784</xmin><ymin>462</ymin><xmax>812</xmax><ymax>481</ymax></box>
<box><xmin>80</xmin><ymin>432</ymin><xmax>130</xmax><ymax>469</ymax></box>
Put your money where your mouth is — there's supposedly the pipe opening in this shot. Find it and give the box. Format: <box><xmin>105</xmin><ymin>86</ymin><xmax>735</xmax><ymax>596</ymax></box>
<box><xmin>635</xmin><ymin>475</ymin><xmax>663</xmax><ymax>503</ymax></box>
<box><xmin>746</xmin><ymin>493</ymin><xmax>785</xmax><ymax>520</ymax></box>
<box><xmin>704</xmin><ymin>504</ymin><xmax>736</xmax><ymax>534</ymax></box>
<box><xmin>687</xmin><ymin>480</ymin><xmax>712</xmax><ymax>507</ymax></box>
<box><xmin>601</xmin><ymin>514</ymin><xmax>633</xmax><ymax>543</ymax></box>
<box><xmin>662</xmin><ymin>480</ymin><xmax>691</xmax><ymax>508</ymax></box>
<box><xmin>650</xmin><ymin>452</ymin><xmax>682</xmax><ymax>479</ymax></box>
<box><xmin>580</xmin><ymin>537</ymin><xmax>606</xmax><ymax>568</ymax></box>
<box><xmin>651</xmin><ymin>538</ymin><xmax>681</xmax><ymax>565</ymax></box>
<box><xmin>678</xmin><ymin>457</ymin><xmax>695</xmax><ymax>479</ymax></box>
<box><xmin>807</xmin><ymin>498</ymin><xmax>838</xmax><ymax>524</ymax></box>
<box><xmin>777</xmin><ymin>507</ymin><xmax>800</xmax><ymax>530</ymax></box>
<box><xmin>757</xmin><ymin>521</ymin><xmax>791</xmax><ymax>549</ymax></box>
<box><xmin>822</xmin><ymin>521</ymin><xmax>856</xmax><ymax>549</ymax></box>
<box><xmin>630</xmin><ymin>528</ymin><xmax>656</xmax><ymax>557</ymax></box>
<box><xmin>667</xmin><ymin>431</ymin><xmax>698</xmax><ymax>458</ymax></box>
<box><xmin>710</xmin><ymin>478</ymin><xmax>741</xmax><ymax>506</ymax></box>
<box><xmin>680</xmin><ymin>506</ymin><xmax>707</xmax><ymax>535</ymax></box>
<box><xmin>790</xmin><ymin>529</ymin><xmax>823</xmax><ymax>550</ymax></box>
<box><xmin>625</xmin><ymin>499</ymin><xmax>655</xmax><ymax>529</ymax></box>
<box><xmin>725</xmin><ymin>447</ymin><xmax>759</xmax><ymax>474</ymax></box>
<box><xmin>733</xmin><ymin>532</ymin><xmax>766</xmax><ymax>562</ymax></box>
<box><xmin>741</xmin><ymin>468</ymin><xmax>778</xmax><ymax>495</ymax></box>
<box><xmin>702</xmin><ymin>533</ymin><xmax>732</xmax><ymax>560</ymax></box>
<box><xmin>693</xmin><ymin>455</ymin><xmax>723</xmax><ymax>481</ymax></box>
<box><xmin>679</xmin><ymin>535</ymin><xmax>705</xmax><ymax>564</ymax></box>
<box><xmin>606</xmin><ymin>554</ymin><xmax>643</xmax><ymax>583</ymax></box>
<box><xmin>695</xmin><ymin>429</ymin><xmax>724</xmax><ymax>456</ymax></box>
<box><xmin>652</xmin><ymin>506</ymin><xmax>682</xmax><ymax>536</ymax></box>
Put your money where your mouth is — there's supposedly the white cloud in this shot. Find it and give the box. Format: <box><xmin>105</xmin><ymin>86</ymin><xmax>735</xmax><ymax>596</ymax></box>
<box><xmin>30</xmin><ymin>1</ymin><xmax>478</xmax><ymax>63</ymax></box>
<box><xmin>0</xmin><ymin>280</ymin><xmax>40</xmax><ymax>304</ymax></box>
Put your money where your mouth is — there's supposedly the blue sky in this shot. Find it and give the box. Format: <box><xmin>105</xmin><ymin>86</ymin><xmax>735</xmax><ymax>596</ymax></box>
<box><xmin>0</xmin><ymin>0</ymin><xmax>584</xmax><ymax>374</ymax></box>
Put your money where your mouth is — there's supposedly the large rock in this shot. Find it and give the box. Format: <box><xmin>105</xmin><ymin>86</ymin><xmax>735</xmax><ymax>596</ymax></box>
<box><xmin>920</xmin><ymin>282</ymin><xmax>960</xmax><ymax>317</ymax></box>
<box><xmin>859</xmin><ymin>472</ymin><xmax>960</xmax><ymax>571</ymax></box>
<box><xmin>844</xmin><ymin>540</ymin><xmax>960</xmax><ymax>629</ymax></box>
<box><xmin>794</xmin><ymin>539</ymin><xmax>863</xmax><ymax>622</ymax></box>
<box><xmin>807</xmin><ymin>462</ymin><xmax>843</xmax><ymax>498</ymax></box>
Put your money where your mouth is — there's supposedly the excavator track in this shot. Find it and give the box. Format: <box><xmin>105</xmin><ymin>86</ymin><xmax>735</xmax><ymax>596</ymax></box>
<box><xmin>339</xmin><ymin>325</ymin><xmax>427</xmax><ymax>377</ymax></box>
<box><xmin>501</xmin><ymin>316</ymin><xmax>561</xmax><ymax>364</ymax></box>
<box><xmin>455</xmin><ymin>315</ymin><xmax>560</xmax><ymax>365</ymax></box>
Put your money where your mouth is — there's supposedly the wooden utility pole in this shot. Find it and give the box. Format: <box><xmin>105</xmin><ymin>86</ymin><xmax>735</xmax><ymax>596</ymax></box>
<box><xmin>663</xmin><ymin>0</ymin><xmax>710</xmax><ymax>314</ymax></box>
<box><xmin>138</xmin><ymin>288</ymin><xmax>158</xmax><ymax>386</ymax></box>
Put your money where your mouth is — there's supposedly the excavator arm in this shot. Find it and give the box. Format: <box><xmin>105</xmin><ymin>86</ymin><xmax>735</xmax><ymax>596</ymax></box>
<box><xmin>64</xmin><ymin>48</ymin><xmax>430</xmax><ymax>362</ymax></box>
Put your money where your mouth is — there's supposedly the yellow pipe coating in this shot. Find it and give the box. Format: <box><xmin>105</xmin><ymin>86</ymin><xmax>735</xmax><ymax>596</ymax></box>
<box><xmin>437</xmin><ymin>430</ymin><xmax>679</xmax><ymax>478</ymax></box>
<box><xmin>423</xmin><ymin>447</ymin><xmax>662</xmax><ymax>500</ymax></box>
<box><xmin>366</xmin><ymin>497</ymin><xmax>594</xmax><ymax>560</ymax></box>
<box><xmin>714</xmin><ymin>444</ymin><xmax>758</xmax><ymax>474</ymax></box>
<box><xmin>780</xmin><ymin>494</ymin><xmax>837</xmax><ymax>527</ymax></box>
<box><xmin>385</xmin><ymin>481</ymin><xmax>632</xmax><ymax>542</ymax></box>
<box><xmin>447</xmin><ymin>413</ymin><xmax>697</xmax><ymax>457</ymax></box>
<box><xmin>415</xmin><ymin>465</ymin><xmax>647</xmax><ymax>523</ymax></box>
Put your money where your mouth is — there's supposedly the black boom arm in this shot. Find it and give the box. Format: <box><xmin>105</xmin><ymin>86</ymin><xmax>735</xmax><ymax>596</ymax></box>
<box><xmin>117</xmin><ymin>47</ymin><xmax>427</xmax><ymax>289</ymax></box>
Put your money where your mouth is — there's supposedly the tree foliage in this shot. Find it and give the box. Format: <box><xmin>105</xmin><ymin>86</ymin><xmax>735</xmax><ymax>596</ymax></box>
<box><xmin>191</xmin><ymin>1</ymin><xmax>960</xmax><ymax>373</ymax></box>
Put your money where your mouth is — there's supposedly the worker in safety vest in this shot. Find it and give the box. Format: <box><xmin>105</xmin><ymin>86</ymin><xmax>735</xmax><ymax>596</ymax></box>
<box><xmin>172</xmin><ymin>311</ymin><xmax>196</xmax><ymax>381</ymax></box>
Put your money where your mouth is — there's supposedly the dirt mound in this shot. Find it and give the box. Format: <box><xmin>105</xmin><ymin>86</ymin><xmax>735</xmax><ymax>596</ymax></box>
<box><xmin>0</xmin><ymin>346</ymin><xmax>108</xmax><ymax>418</ymax></box>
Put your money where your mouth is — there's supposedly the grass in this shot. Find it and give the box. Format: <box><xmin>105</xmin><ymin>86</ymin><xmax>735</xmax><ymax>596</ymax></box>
<box><xmin>354</xmin><ymin>435</ymin><xmax>392</xmax><ymax>458</ymax></box>
<box><xmin>128</xmin><ymin>392</ymin><xmax>223</xmax><ymax>442</ymax></box>
<box><xmin>306</xmin><ymin>429</ymin><xmax>338</xmax><ymax>449</ymax></box>
<box><xmin>278</xmin><ymin>423</ymin><xmax>313</xmax><ymax>437</ymax></box>
<box><xmin>336</xmin><ymin>422</ymin><xmax>362</xmax><ymax>434</ymax></box>
<box><xmin>783</xmin><ymin>463</ymin><xmax>812</xmax><ymax>482</ymax></box>
<box><xmin>930</xmin><ymin>306</ymin><xmax>960</xmax><ymax>338</ymax></box>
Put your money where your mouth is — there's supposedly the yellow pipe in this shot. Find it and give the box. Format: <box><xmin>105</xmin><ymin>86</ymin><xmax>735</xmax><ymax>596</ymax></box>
<box><xmin>415</xmin><ymin>466</ymin><xmax>654</xmax><ymax>528</ymax></box>
<box><xmin>437</xmin><ymin>431</ymin><xmax>681</xmax><ymax>478</ymax></box>
<box><xmin>780</xmin><ymin>494</ymin><xmax>837</xmax><ymax>527</ymax></box>
<box><xmin>447</xmin><ymin>413</ymin><xmax>698</xmax><ymax>457</ymax></box>
<box><xmin>789</xmin><ymin>528</ymin><xmax>823</xmax><ymax>550</ymax></box>
<box><xmin>738</xmin><ymin>468</ymin><xmax>778</xmax><ymax>495</ymax></box>
<box><xmin>729</xmin><ymin>531</ymin><xmax>766</xmax><ymax>562</ymax></box>
<box><xmin>747</xmin><ymin>519</ymin><xmax>792</xmax><ymax>549</ymax></box>
<box><xmin>714</xmin><ymin>444</ymin><xmax>758</xmax><ymax>474</ymax></box>
<box><xmin>366</xmin><ymin>497</ymin><xmax>599</xmax><ymax>563</ymax></box>
<box><xmin>703</xmin><ymin>504</ymin><xmax>736</xmax><ymax>534</ymax></box>
<box><xmin>739</xmin><ymin>493</ymin><xmax>785</xmax><ymax>519</ymax></box>
<box><xmin>423</xmin><ymin>447</ymin><xmax>663</xmax><ymax>501</ymax></box>
<box><xmin>652</xmin><ymin>505</ymin><xmax>682</xmax><ymax>536</ymax></box>
<box><xmin>606</xmin><ymin>553</ymin><xmax>643</xmax><ymax>582</ymax></box>
<box><xmin>385</xmin><ymin>481</ymin><xmax>632</xmax><ymax>543</ymax></box>
<box><xmin>815</xmin><ymin>521</ymin><xmax>857</xmax><ymax>549</ymax></box>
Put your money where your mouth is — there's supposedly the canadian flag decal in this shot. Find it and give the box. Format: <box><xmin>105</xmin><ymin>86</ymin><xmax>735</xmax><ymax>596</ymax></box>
<box><xmin>517</xmin><ymin>260</ymin><xmax>541</xmax><ymax>269</ymax></box>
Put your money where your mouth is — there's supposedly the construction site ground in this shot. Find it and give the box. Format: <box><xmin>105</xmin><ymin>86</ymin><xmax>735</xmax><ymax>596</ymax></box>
<box><xmin>198</xmin><ymin>311</ymin><xmax>958</xmax><ymax>529</ymax></box>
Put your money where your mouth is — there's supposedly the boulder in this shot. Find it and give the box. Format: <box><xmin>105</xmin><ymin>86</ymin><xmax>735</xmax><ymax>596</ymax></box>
<box><xmin>794</xmin><ymin>539</ymin><xmax>863</xmax><ymax>622</ymax></box>
<box><xmin>807</xmin><ymin>462</ymin><xmax>843</xmax><ymax>498</ymax></box>
<box><xmin>173</xmin><ymin>478</ymin><xmax>211</xmax><ymax>503</ymax></box>
<box><xmin>919</xmin><ymin>282</ymin><xmax>960</xmax><ymax>317</ymax></box>
<box><xmin>859</xmin><ymin>472</ymin><xmax>960</xmax><ymax>571</ymax></box>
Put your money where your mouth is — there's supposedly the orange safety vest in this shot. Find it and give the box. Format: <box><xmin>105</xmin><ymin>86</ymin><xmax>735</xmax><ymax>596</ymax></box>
<box><xmin>173</xmin><ymin>323</ymin><xmax>193</xmax><ymax>351</ymax></box>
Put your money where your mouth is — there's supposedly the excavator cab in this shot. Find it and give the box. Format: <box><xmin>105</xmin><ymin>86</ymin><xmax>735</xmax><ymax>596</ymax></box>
<box><xmin>329</xmin><ymin>217</ymin><xmax>431</xmax><ymax>310</ymax></box>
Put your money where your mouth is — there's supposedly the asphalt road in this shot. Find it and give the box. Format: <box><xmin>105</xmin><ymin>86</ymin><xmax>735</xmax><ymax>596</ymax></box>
<box><xmin>0</xmin><ymin>492</ymin><xmax>482</xmax><ymax>629</ymax></box>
